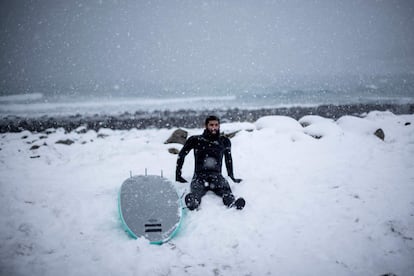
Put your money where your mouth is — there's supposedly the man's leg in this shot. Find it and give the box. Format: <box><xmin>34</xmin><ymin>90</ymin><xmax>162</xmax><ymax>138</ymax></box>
<box><xmin>212</xmin><ymin>175</ymin><xmax>245</xmax><ymax>210</ymax></box>
<box><xmin>210</xmin><ymin>175</ymin><xmax>235</xmax><ymax>207</ymax></box>
<box><xmin>185</xmin><ymin>176</ymin><xmax>207</xmax><ymax>210</ymax></box>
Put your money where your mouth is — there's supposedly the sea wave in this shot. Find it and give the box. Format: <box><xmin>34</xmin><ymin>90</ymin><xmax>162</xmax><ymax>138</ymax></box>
<box><xmin>0</xmin><ymin>93</ymin><xmax>43</xmax><ymax>103</ymax></box>
<box><xmin>0</xmin><ymin>95</ymin><xmax>237</xmax><ymax>116</ymax></box>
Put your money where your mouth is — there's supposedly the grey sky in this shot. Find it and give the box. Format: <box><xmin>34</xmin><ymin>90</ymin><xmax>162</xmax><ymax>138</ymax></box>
<box><xmin>1</xmin><ymin>0</ymin><xmax>413</xmax><ymax>95</ymax></box>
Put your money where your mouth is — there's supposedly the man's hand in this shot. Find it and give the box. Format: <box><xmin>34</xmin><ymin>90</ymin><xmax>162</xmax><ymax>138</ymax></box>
<box><xmin>176</xmin><ymin>170</ymin><xmax>188</xmax><ymax>183</ymax></box>
<box><xmin>229</xmin><ymin>176</ymin><xmax>242</xmax><ymax>183</ymax></box>
<box><xmin>176</xmin><ymin>175</ymin><xmax>188</xmax><ymax>183</ymax></box>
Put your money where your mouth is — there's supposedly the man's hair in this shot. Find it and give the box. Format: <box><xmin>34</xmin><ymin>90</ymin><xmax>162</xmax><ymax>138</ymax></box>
<box><xmin>205</xmin><ymin>115</ymin><xmax>220</xmax><ymax>126</ymax></box>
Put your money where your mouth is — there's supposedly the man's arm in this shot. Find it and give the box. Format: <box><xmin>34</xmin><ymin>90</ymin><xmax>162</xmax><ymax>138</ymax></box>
<box><xmin>223</xmin><ymin>138</ymin><xmax>242</xmax><ymax>183</ymax></box>
<box><xmin>176</xmin><ymin>136</ymin><xmax>196</xmax><ymax>183</ymax></box>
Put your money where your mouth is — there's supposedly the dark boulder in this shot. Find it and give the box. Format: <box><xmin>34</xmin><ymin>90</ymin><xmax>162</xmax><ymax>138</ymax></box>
<box><xmin>30</xmin><ymin>145</ymin><xmax>41</xmax><ymax>150</ymax></box>
<box><xmin>55</xmin><ymin>139</ymin><xmax>75</xmax><ymax>145</ymax></box>
<box><xmin>168</xmin><ymin>148</ymin><xmax>180</xmax><ymax>155</ymax></box>
<box><xmin>374</xmin><ymin>128</ymin><xmax>385</xmax><ymax>141</ymax></box>
<box><xmin>165</xmin><ymin>129</ymin><xmax>188</xmax><ymax>145</ymax></box>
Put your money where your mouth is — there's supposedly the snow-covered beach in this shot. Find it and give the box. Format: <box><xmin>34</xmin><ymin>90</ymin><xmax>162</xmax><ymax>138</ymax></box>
<box><xmin>0</xmin><ymin>110</ymin><xmax>413</xmax><ymax>275</ymax></box>
<box><xmin>2</xmin><ymin>0</ymin><xmax>414</xmax><ymax>274</ymax></box>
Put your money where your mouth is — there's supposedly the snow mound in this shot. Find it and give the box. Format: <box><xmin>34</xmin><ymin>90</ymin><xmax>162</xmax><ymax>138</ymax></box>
<box><xmin>299</xmin><ymin>115</ymin><xmax>342</xmax><ymax>139</ymax></box>
<box><xmin>299</xmin><ymin>115</ymin><xmax>334</xmax><ymax>127</ymax></box>
<box><xmin>220</xmin><ymin>122</ymin><xmax>256</xmax><ymax>133</ymax></box>
<box><xmin>255</xmin><ymin>115</ymin><xmax>303</xmax><ymax>132</ymax></box>
<box><xmin>303</xmin><ymin>120</ymin><xmax>343</xmax><ymax>139</ymax></box>
<box><xmin>336</xmin><ymin>115</ymin><xmax>380</xmax><ymax>135</ymax></box>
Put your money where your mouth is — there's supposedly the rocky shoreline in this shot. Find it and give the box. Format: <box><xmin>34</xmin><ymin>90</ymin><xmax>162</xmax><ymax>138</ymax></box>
<box><xmin>1</xmin><ymin>103</ymin><xmax>413</xmax><ymax>133</ymax></box>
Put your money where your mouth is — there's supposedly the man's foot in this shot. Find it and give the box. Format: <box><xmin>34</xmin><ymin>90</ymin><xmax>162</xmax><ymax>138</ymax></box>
<box><xmin>222</xmin><ymin>194</ymin><xmax>235</xmax><ymax>207</ymax></box>
<box><xmin>185</xmin><ymin>193</ymin><xmax>200</xmax><ymax>211</ymax></box>
<box><xmin>233</xmin><ymin>197</ymin><xmax>245</xmax><ymax>210</ymax></box>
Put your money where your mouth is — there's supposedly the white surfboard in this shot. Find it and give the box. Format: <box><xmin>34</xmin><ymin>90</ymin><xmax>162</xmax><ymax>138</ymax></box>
<box><xmin>118</xmin><ymin>175</ymin><xmax>183</xmax><ymax>244</ymax></box>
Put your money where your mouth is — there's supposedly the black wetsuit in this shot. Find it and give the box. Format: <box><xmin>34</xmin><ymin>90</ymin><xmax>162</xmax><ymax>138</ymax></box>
<box><xmin>176</xmin><ymin>129</ymin><xmax>238</xmax><ymax>209</ymax></box>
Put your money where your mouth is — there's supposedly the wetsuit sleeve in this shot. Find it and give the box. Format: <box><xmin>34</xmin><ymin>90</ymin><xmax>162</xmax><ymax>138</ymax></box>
<box><xmin>223</xmin><ymin>138</ymin><xmax>235</xmax><ymax>177</ymax></box>
<box><xmin>176</xmin><ymin>136</ymin><xmax>196</xmax><ymax>172</ymax></box>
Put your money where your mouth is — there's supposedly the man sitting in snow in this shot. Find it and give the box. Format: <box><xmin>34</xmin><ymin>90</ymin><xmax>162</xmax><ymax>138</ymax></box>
<box><xmin>175</xmin><ymin>115</ymin><xmax>245</xmax><ymax>210</ymax></box>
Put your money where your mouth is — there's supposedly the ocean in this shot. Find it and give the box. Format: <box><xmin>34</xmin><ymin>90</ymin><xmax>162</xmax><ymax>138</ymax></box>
<box><xmin>0</xmin><ymin>74</ymin><xmax>413</xmax><ymax>132</ymax></box>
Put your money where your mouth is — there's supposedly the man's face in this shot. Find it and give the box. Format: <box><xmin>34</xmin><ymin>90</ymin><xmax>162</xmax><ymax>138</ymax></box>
<box><xmin>206</xmin><ymin>120</ymin><xmax>220</xmax><ymax>134</ymax></box>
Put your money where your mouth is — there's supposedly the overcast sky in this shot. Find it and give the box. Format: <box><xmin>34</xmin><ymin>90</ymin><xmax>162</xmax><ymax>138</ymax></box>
<box><xmin>1</xmin><ymin>0</ymin><xmax>413</xmax><ymax>95</ymax></box>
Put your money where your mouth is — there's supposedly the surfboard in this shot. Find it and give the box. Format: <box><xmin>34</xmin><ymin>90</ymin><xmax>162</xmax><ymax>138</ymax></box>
<box><xmin>118</xmin><ymin>175</ymin><xmax>183</xmax><ymax>244</ymax></box>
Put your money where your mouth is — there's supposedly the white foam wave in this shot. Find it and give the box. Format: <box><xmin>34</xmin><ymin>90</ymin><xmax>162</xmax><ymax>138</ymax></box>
<box><xmin>0</xmin><ymin>93</ymin><xmax>43</xmax><ymax>102</ymax></box>
<box><xmin>0</xmin><ymin>95</ymin><xmax>237</xmax><ymax>116</ymax></box>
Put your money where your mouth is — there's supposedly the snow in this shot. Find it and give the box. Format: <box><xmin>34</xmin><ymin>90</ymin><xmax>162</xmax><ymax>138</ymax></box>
<box><xmin>255</xmin><ymin>115</ymin><xmax>303</xmax><ymax>132</ymax></box>
<box><xmin>300</xmin><ymin>116</ymin><xmax>343</xmax><ymax>139</ymax></box>
<box><xmin>0</xmin><ymin>111</ymin><xmax>413</xmax><ymax>276</ymax></box>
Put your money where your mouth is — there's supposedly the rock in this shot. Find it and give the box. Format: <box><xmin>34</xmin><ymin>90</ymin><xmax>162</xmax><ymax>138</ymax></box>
<box><xmin>97</xmin><ymin>133</ymin><xmax>109</xmax><ymax>139</ymax></box>
<box><xmin>165</xmin><ymin>129</ymin><xmax>188</xmax><ymax>145</ymax></box>
<box><xmin>168</xmin><ymin>148</ymin><xmax>180</xmax><ymax>154</ymax></box>
<box><xmin>309</xmin><ymin>134</ymin><xmax>322</xmax><ymax>139</ymax></box>
<box><xmin>75</xmin><ymin>125</ymin><xmax>88</xmax><ymax>134</ymax></box>
<box><xmin>223</xmin><ymin>130</ymin><xmax>240</xmax><ymax>139</ymax></box>
<box><xmin>55</xmin><ymin>139</ymin><xmax>75</xmax><ymax>145</ymax></box>
<box><xmin>45</xmin><ymin>128</ymin><xmax>56</xmax><ymax>134</ymax></box>
<box><xmin>374</xmin><ymin>128</ymin><xmax>385</xmax><ymax>141</ymax></box>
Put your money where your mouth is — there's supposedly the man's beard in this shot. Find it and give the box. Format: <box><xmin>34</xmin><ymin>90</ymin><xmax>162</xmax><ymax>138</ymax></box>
<box><xmin>204</xmin><ymin>128</ymin><xmax>220</xmax><ymax>140</ymax></box>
